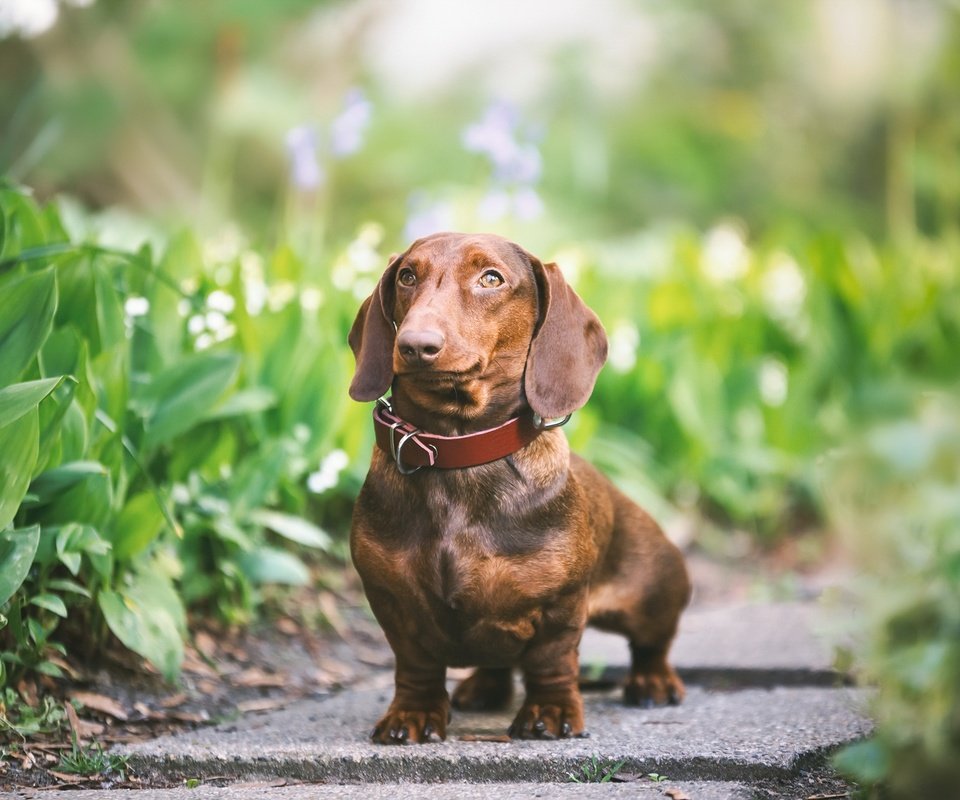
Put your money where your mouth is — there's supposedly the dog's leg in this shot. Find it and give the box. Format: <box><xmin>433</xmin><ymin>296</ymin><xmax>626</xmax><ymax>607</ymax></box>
<box><xmin>587</xmin><ymin>496</ymin><xmax>691</xmax><ymax>708</ymax></box>
<box><xmin>510</xmin><ymin>621</ymin><xmax>586</xmax><ymax>739</ymax></box>
<box><xmin>451</xmin><ymin>667</ymin><xmax>514</xmax><ymax>711</ymax></box>
<box><xmin>371</xmin><ymin>659</ymin><xmax>450</xmax><ymax>744</ymax></box>
<box><xmin>624</xmin><ymin>642</ymin><xmax>684</xmax><ymax>707</ymax></box>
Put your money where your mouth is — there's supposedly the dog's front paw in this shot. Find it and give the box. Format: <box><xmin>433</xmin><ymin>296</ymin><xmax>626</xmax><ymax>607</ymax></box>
<box><xmin>623</xmin><ymin>663</ymin><xmax>685</xmax><ymax>708</ymax></box>
<box><xmin>508</xmin><ymin>699</ymin><xmax>586</xmax><ymax>740</ymax></box>
<box><xmin>370</xmin><ymin>704</ymin><xmax>449</xmax><ymax>745</ymax></box>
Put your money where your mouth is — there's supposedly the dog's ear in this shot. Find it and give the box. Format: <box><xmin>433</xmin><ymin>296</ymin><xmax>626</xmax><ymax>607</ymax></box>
<box><xmin>524</xmin><ymin>255</ymin><xmax>608</xmax><ymax>420</ymax></box>
<box><xmin>348</xmin><ymin>254</ymin><xmax>402</xmax><ymax>401</ymax></box>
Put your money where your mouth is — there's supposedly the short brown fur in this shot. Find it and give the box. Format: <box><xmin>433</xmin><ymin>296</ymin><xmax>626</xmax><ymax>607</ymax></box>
<box><xmin>348</xmin><ymin>232</ymin><xmax>690</xmax><ymax>743</ymax></box>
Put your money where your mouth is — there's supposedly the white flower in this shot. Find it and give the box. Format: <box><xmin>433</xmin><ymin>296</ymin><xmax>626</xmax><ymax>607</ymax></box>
<box><xmin>207</xmin><ymin>289</ymin><xmax>236</xmax><ymax>314</ymax></box>
<box><xmin>187</xmin><ymin>314</ymin><xmax>206</xmax><ymax>336</ymax></box>
<box><xmin>608</xmin><ymin>321</ymin><xmax>640</xmax><ymax>373</ymax></box>
<box><xmin>195</xmin><ymin>332</ymin><xmax>214</xmax><ymax>351</ymax></box>
<box><xmin>763</xmin><ymin>252</ymin><xmax>807</xmax><ymax>321</ymax></box>
<box><xmin>177</xmin><ymin>299</ymin><xmax>192</xmax><ymax>317</ymax></box>
<box><xmin>267</xmin><ymin>282</ymin><xmax>297</xmax><ymax>312</ymax></box>
<box><xmin>701</xmin><ymin>222</ymin><xmax>749</xmax><ymax>283</ymax></box>
<box><xmin>307</xmin><ymin>449</ymin><xmax>349</xmax><ymax>494</ymax></box>
<box><xmin>759</xmin><ymin>358</ymin><xmax>788</xmax><ymax>407</ymax></box>
<box><xmin>300</xmin><ymin>287</ymin><xmax>324</xmax><ymax>311</ymax></box>
<box><xmin>124</xmin><ymin>296</ymin><xmax>149</xmax><ymax>317</ymax></box>
<box><xmin>0</xmin><ymin>0</ymin><xmax>58</xmax><ymax>38</ymax></box>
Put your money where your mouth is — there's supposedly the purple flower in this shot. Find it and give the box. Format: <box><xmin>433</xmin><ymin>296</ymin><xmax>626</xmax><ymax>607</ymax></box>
<box><xmin>284</xmin><ymin>125</ymin><xmax>323</xmax><ymax>191</ymax></box>
<box><xmin>513</xmin><ymin>186</ymin><xmax>544</xmax><ymax>220</ymax></box>
<box><xmin>404</xmin><ymin>192</ymin><xmax>454</xmax><ymax>242</ymax></box>
<box><xmin>330</xmin><ymin>88</ymin><xmax>373</xmax><ymax>158</ymax></box>
<box><xmin>462</xmin><ymin>100</ymin><xmax>544</xmax><ymax>220</ymax></box>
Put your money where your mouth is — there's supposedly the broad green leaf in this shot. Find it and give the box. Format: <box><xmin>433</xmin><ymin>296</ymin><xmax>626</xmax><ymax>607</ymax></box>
<box><xmin>36</xmin><ymin>378</ymin><xmax>80</xmax><ymax>474</ymax></box>
<box><xmin>127</xmin><ymin>568</ymin><xmax>187</xmax><ymax>637</ymax></box>
<box><xmin>228</xmin><ymin>438</ymin><xmax>294</xmax><ymax>515</ymax></box>
<box><xmin>0</xmin><ymin>525</ymin><xmax>41</xmax><ymax>606</ymax></box>
<box><xmin>203</xmin><ymin>387</ymin><xmax>277</xmax><ymax>421</ymax></box>
<box><xmin>46</xmin><ymin>578</ymin><xmax>90</xmax><ymax>598</ymax></box>
<box><xmin>137</xmin><ymin>352</ymin><xmax>240</xmax><ymax>450</ymax></box>
<box><xmin>239</xmin><ymin>546</ymin><xmax>310</xmax><ymax>586</ymax></box>
<box><xmin>98</xmin><ymin>587</ymin><xmax>183</xmax><ymax>681</ymax></box>
<box><xmin>250</xmin><ymin>509</ymin><xmax>331</xmax><ymax>550</ymax></box>
<box><xmin>93</xmin><ymin>260</ymin><xmax>126</xmax><ymax>352</ymax></box>
<box><xmin>30</xmin><ymin>593</ymin><xmax>68</xmax><ymax>618</ymax></box>
<box><xmin>109</xmin><ymin>491</ymin><xmax>167</xmax><ymax>561</ymax></box>
<box><xmin>34</xmin><ymin>467</ymin><xmax>113</xmax><ymax>529</ymax></box>
<box><xmin>0</xmin><ymin>266</ymin><xmax>58</xmax><ymax>385</ymax></box>
<box><xmin>0</xmin><ymin>407</ymin><xmax>40</xmax><ymax>529</ymax></box>
<box><xmin>29</xmin><ymin>461</ymin><xmax>108</xmax><ymax>505</ymax></box>
<box><xmin>50</xmin><ymin>523</ymin><xmax>111</xmax><ymax>575</ymax></box>
<box><xmin>0</xmin><ymin>377</ymin><xmax>65</xmax><ymax>428</ymax></box>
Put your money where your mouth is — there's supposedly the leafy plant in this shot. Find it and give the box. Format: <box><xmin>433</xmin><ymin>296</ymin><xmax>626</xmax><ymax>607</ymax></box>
<box><xmin>0</xmin><ymin>688</ymin><xmax>65</xmax><ymax>738</ymax></box>
<box><xmin>568</xmin><ymin>755</ymin><xmax>626</xmax><ymax>783</ymax></box>
<box><xmin>826</xmin><ymin>396</ymin><xmax>960</xmax><ymax>798</ymax></box>
<box><xmin>0</xmin><ymin>185</ymin><xmax>345</xmax><ymax>685</ymax></box>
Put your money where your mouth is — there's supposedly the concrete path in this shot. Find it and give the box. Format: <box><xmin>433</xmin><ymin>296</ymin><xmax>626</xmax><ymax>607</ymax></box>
<box><xmin>19</xmin><ymin>602</ymin><xmax>871</xmax><ymax>799</ymax></box>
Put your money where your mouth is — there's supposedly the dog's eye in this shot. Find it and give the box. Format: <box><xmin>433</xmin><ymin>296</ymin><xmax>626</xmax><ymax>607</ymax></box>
<box><xmin>478</xmin><ymin>270</ymin><xmax>504</xmax><ymax>289</ymax></box>
<box><xmin>397</xmin><ymin>268</ymin><xmax>417</xmax><ymax>288</ymax></box>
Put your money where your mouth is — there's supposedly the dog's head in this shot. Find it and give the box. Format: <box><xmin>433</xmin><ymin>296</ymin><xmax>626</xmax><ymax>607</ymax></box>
<box><xmin>348</xmin><ymin>232</ymin><xmax>607</xmax><ymax>420</ymax></box>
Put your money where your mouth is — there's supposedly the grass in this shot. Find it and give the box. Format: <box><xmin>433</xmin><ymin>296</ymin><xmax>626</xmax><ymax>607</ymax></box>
<box><xmin>57</xmin><ymin>736</ymin><xmax>130</xmax><ymax>778</ymax></box>
<box><xmin>568</xmin><ymin>755</ymin><xmax>627</xmax><ymax>783</ymax></box>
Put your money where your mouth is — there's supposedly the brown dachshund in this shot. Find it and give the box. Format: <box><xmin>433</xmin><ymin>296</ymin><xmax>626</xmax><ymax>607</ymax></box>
<box><xmin>348</xmin><ymin>232</ymin><xmax>690</xmax><ymax>744</ymax></box>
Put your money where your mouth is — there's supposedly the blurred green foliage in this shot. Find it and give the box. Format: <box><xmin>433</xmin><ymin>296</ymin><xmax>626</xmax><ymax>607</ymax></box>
<box><xmin>826</xmin><ymin>398</ymin><xmax>960</xmax><ymax>798</ymax></box>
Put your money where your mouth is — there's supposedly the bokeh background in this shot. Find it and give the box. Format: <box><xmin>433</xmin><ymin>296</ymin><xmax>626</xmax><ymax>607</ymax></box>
<box><xmin>2</xmin><ymin>1</ymin><xmax>959</xmax><ymax>794</ymax></box>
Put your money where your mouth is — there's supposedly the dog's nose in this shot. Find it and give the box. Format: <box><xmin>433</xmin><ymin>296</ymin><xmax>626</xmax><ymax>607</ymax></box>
<box><xmin>397</xmin><ymin>329</ymin><xmax>445</xmax><ymax>365</ymax></box>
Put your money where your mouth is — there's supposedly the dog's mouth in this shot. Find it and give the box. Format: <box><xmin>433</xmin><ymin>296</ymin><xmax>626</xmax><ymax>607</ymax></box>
<box><xmin>395</xmin><ymin>361</ymin><xmax>484</xmax><ymax>384</ymax></box>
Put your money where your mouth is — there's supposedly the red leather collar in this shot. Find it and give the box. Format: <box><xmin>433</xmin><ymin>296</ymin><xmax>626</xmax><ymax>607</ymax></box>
<box><xmin>373</xmin><ymin>398</ymin><xmax>545</xmax><ymax>473</ymax></box>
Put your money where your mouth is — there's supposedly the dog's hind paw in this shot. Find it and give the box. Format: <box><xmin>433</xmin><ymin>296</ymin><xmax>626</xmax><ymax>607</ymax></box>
<box><xmin>623</xmin><ymin>664</ymin><xmax>685</xmax><ymax>707</ymax></box>
<box><xmin>452</xmin><ymin>667</ymin><xmax>514</xmax><ymax>711</ymax></box>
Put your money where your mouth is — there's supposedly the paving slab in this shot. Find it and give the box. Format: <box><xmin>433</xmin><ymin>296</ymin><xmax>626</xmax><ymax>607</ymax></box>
<box><xmin>582</xmin><ymin>601</ymin><xmax>851</xmax><ymax>688</ymax></box>
<box><xmin>17</xmin><ymin>781</ymin><xmax>754</xmax><ymax>800</ymax></box>
<box><xmin>118</xmin><ymin>684</ymin><xmax>871</xmax><ymax>785</ymax></box>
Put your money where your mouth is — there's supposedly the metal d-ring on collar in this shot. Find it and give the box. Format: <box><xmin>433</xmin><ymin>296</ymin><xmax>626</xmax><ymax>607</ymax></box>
<box><xmin>531</xmin><ymin>412</ymin><xmax>572</xmax><ymax>430</ymax></box>
<box><xmin>394</xmin><ymin>429</ymin><xmax>437</xmax><ymax>475</ymax></box>
<box><xmin>377</xmin><ymin>397</ymin><xmax>438</xmax><ymax>474</ymax></box>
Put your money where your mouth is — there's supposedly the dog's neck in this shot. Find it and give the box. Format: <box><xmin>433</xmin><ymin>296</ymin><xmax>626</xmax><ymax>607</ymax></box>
<box><xmin>390</xmin><ymin>375</ymin><xmax>529</xmax><ymax>436</ymax></box>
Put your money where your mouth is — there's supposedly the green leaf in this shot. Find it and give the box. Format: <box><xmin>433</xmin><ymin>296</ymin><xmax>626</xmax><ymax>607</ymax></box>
<box><xmin>0</xmin><ymin>266</ymin><xmax>58</xmax><ymax>385</ymax></box>
<box><xmin>29</xmin><ymin>462</ymin><xmax>109</xmax><ymax>506</ymax></box>
<box><xmin>30</xmin><ymin>593</ymin><xmax>68</xmax><ymax>618</ymax></box>
<box><xmin>109</xmin><ymin>491</ymin><xmax>167</xmax><ymax>561</ymax></box>
<box><xmin>34</xmin><ymin>467</ymin><xmax>113</xmax><ymax>529</ymax></box>
<box><xmin>97</xmin><ymin>570</ymin><xmax>185</xmax><ymax>680</ymax></box>
<box><xmin>45</xmin><ymin>578</ymin><xmax>90</xmax><ymax>598</ymax></box>
<box><xmin>0</xmin><ymin>376</ymin><xmax>66</xmax><ymax>428</ymax></box>
<box><xmin>239</xmin><ymin>546</ymin><xmax>310</xmax><ymax>586</ymax></box>
<box><xmin>0</xmin><ymin>525</ymin><xmax>41</xmax><ymax>606</ymax></box>
<box><xmin>0</xmin><ymin>407</ymin><xmax>40</xmax><ymax>530</ymax></box>
<box><xmin>833</xmin><ymin>737</ymin><xmax>890</xmax><ymax>785</ymax></box>
<box><xmin>202</xmin><ymin>387</ymin><xmax>277</xmax><ymax>421</ymax></box>
<box><xmin>136</xmin><ymin>352</ymin><xmax>240</xmax><ymax>451</ymax></box>
<box><xmin>250</xmin><ymin>509</ymin><xmax>331</xmax><ymax>550</ymax></box>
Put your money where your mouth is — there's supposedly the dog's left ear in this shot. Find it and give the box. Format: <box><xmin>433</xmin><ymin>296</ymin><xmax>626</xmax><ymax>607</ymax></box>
<box><xmin>524</xmin><ymin>255</ymin><xmax>608</xmax><ymax>420</ymax></box>
<box><xmin>348</xmin><ymin>254</ymin><xmax>402</xmax><ymax>401</ymax></box>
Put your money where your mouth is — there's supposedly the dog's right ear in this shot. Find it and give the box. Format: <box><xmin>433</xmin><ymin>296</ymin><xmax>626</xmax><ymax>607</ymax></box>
<box><xmin>348</xmin><ymin>254</ymin><xmax>402</xmax><ymax>401</ymax></box>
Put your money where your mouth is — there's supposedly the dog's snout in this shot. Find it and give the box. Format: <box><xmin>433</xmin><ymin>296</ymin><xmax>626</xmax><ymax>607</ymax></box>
<box><xmin>397</xmin><ymin>328</ymin><xmax>445</xmax><ymax>365</ymax></box>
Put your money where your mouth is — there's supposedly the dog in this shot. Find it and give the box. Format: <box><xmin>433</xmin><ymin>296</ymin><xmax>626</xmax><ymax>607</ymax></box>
<box><xmin>348</xmin><ymin>232</ymin><xmax>690</xmax><ymax>743</ymax></box>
